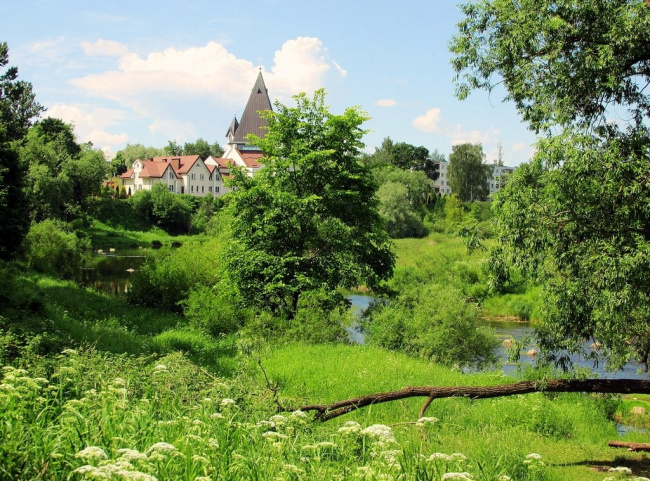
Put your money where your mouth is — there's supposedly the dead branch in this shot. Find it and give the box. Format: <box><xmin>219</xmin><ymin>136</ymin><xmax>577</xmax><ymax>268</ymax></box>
<box><xmin>609</xmin><ymin>441</ymin><xmax>650</xmax><ymax>452</ymax></box>
<box><xmin>298</xmin><ymin>379</ymin><xmax>650</xmax><ymax>421</ymax></box>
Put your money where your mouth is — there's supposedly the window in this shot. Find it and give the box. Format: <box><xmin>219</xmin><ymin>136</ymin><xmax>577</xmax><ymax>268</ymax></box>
<box><xmin>191</xmin><ymin>174</ymin><xmax>196</xmax><ymax>180</ymax></box>
<box><xmin>168</xmin><ymin>184</ymin><xmax>174</xmax><ymax>192</ymax></box>
<box><xmin>169</xmin><ymin>172</ymin><xmax>174</xmax><ymax>179</ymax></box>
<box><xmin>209</xmin><ymin>186</ymin><xmax>212</xmax><ymax>192</ymax></box>
<box><xmin>216</xmin><ymin>186</ymin><xmax>220</xmax><ymax>193</ymax></box>
<box><xmin>201</xmin><ymin>186</ymin><xmax>204</xmax><ymax>193</ymax></box>
<box><xmin>200</xmin><ymin>174</ymin><xmax>204</xmax><ymax>180</ymax></box>
<box><xmin>191</xmin><ymin>185</ymin><xmax>194</xmax><ymax>192</ymax></box>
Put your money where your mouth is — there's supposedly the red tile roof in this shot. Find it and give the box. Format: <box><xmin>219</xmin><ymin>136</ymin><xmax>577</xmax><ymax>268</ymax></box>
<box><xmin>239</xmin><ymin>151</ymin><xmax>264</xmax><ymax>168</ymax></box>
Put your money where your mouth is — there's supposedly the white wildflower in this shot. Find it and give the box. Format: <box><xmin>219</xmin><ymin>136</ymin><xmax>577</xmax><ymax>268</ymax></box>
<box><xmin>75</xmin><ymin>446</ymin><xmax>108</xmax><ymax>461</ymax></box>
<box><xmin>361</xmin><ymin>424</ymin><xmax>396</xmax><ymax>443</ymax></box>
<box><xmin>450</xmin><ymin>453</ymin><xmax>467</xmax><ymax>462</ymax></box>
<box><xmin>220</xmin><ymin>398</ymin><xmax>236</xmax><ymax>406</ymax></box>
<box><xmin>262</xmin><ymin>431</ymin><xmax>288</xmax><ymax>441</ymax></box>
<box><xmin>429</xmin><ymin>453</ymin><xmax>452</xmax><ymax>462</ymax></box>
<box><xmin>191</xmin><ymin>454</ymin><xmax>210</xmax><ymax>464</ymax></box>
<box><xmin>146</xmin><ymin>442</ymin><xmax>177</xmax><ymax>454</ymax></box>
<box><xmin>497</xmin><ymin>476</ymin><xmax>512</xmax><ymax>481</ymax></box>
<box><xmin>291</xmin><ymin>410</ymin><xmax>308</xmax><ymax>420</ymax></box>
<box><xmin>525</xmin><ymin>453</ymin><xmax>542</xmax><ymax>460</ymax></box>
<box><xmin>338</xmin><ymin>421</ymin><xmax>362</xmax><ymax>435</ymax></box>
<box><xmin>441</xmin><ymin>473</ymin><xmax>473</xmax><ymax>480</ymax></box>
<box><xmin>117</xmin><ymin>448</ymin><xmax>147</xmax><ymax>461</ymax></box>
<box><xmin>283</xmin><ymin>464</ymin><xmax>304</xmax><ymax>475</ymax></box>
<box><xmin>195</xmin><ymin>477</ymin><xmax>212</xmax><ymax>481</ymax></box>
<box><xmin>210</xmin><ymin>413</ymin><xmax>225</xmax><ymax>419</ymax></box>
<box><xmin>153</xmin><ymin>364</ymin><xmax>168</xmax><ymax>373</ymax></box>
<box><xmin>416</xmin><ymin>416</ymin><xmax>439</xmax><ymax>426</ymax></box>
<box><xmin>269</xmin><ymin>414</ymin><xmax>287</xmax><ymax>423</ymax></box>
<box><xmin>609</xmin><ymin>466</ymin><xmax>633</xmax><ymax>474</ymax></box>
<box><xmin>74</xmin><ymin>465</ymin><xmax>97</xmax><ymax>475</ymax></box>
<box><xmin>316</xmin><ymin>441</ymin><xmax>338</xmax><ymax>449</ymax></box>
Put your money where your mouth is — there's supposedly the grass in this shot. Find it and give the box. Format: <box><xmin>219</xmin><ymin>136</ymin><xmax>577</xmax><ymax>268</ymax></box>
<box><xmin>84</xmin><ymin>219</ymin><xmax>196</xmax><ymax>249</ymax></box>
<box><xmin>1</xmin><ymin>229</ymin><xmax>647</xmax><ymax>480</ymax></box>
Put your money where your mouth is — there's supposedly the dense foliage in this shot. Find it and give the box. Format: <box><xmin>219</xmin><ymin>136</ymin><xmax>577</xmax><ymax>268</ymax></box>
<box><xmin>451</xmin><ymin>0</ymin><xmax>650</xmax><ymax>371</ymax></box>
<box><xmin>447</xmin><ymin>143</ymin><xmax>491</xmax><ymax>202</ymax></box>
<box><xmin>227</xmin><ymin>90</ymin><xmax>395</xmax><ymax>318</ymax></box>
<box><xmin>0</xmin><ymin>42</ymin><xmax>42</xmax><ymax>259</ymax></box>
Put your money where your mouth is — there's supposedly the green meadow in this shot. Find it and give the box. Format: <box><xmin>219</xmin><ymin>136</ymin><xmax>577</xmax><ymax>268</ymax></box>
<box><xmin>2</xmin><ymin>232</ymin><xmax>650</xmax><ymax>480</ymax></box>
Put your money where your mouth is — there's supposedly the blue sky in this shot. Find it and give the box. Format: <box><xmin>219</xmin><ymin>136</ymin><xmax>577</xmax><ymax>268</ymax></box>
<box><xmin>3</xmin><ymin>0</ymin><xmax>537</xmax><ymax>165</ymax></box>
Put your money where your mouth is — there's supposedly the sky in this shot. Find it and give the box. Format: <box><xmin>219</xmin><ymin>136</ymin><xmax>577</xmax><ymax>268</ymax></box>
<box><xmin>2</xmin><ymin>0</ymin><xmax>538</xmax><ymax>166</ymax></box>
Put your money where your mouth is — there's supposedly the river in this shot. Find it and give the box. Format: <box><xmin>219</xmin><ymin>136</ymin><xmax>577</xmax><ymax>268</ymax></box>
<box><xmin>82</xmin><ymin>250</ymin><xmax>648</xmax><ymax>379</ymax></box>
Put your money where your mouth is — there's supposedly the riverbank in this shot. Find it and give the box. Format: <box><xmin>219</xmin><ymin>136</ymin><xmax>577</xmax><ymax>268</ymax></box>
<box><xmin>3</xmin><ymin>263</ymin><xmax>650</xmax><ymax>479</ymax></box>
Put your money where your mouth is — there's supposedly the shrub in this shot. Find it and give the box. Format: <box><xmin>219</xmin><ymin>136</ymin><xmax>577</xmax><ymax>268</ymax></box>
<box><xmin>182</xmin><ymin>283</ymin><xmax>252</xmax><ymax>336</ymax></box>
<box><xmin>22</xmin><ymin>220</ymin><xmax>86</xmax><ymax>279</ymax></box>
<box><xmin>363</xmin><ymin>285</ymin><xmax>499</xmax><ymax>370</ymax></box>
<box><xmin>127</xmin><ymin>239</ymin><xmax>223</xmax><ymax>313</ymax></box>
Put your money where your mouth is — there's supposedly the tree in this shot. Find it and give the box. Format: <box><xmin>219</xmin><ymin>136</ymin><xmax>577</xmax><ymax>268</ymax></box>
<box><xmin>227</xmin><ymin>89</ymin><xmax>395</xmax><ymax>319</ymax></box>
<box><xmin>116</xmin><ymin>143</ymin><xmax>165</xmax><ymax>169</ymax></box>
<box><xmin>0</xmin><ymin>42</ymin><xmax>43</xmax><ymax>259</ymax></box>
<box><xmin>182</xmin><ymin>138</ymin><xmax>224</xmax><ymax>158</ymax></box>
<box><xmin>366</xmin><ymin>137</ymin><xmax>439</xmax><ymax>181</ymax></box>
<box><xmin>451</xmin><ymin>0</ymin><xmax>650</xmax><ymax>371</ymax></box>
<box><xmin>450</xmin><ymin>1</ymin><xmax>650</xmax><ymax>133</ymax></box>
<box><xmin>447</xmin><ymin>143</ymin><xmax>490</xmax><ymax>201</ymax></box>
<box><xmin>377</xmin><ymin>182</ymin><xmax>427</xmax><ymax>238</ymax></box>
<box><xmin>21</xmin><ymin>120</ymin><xmax>107</xmax><ymax>222</ymax></box>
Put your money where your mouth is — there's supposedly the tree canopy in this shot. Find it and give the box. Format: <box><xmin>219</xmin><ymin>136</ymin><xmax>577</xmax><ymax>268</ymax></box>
<box><xmin>450</xmin><ymin>0</ymin><xmax>650</xmax><ymax>133</ymax></box>
<box><xmin>227</xmin><ymin>90</ymin><xmax>395</xmax><ymax>318</ymax></box>
<box><xmin>447</xmin><ymin>143</ymin><xmax>491</xmax><ymax>202</ymax></box>
<box><xmin>451</xmin><ymin>0</ymin><xmax>650</xmax><ymax>370</ymax></box>
<box><xmin>0</xmin><ymin>42</ymin><xmax>43</xmax><ymax>259</ymax></box>
<box><xmin>366</xmin><ymin>137</ymin><xmax>439</xmax><ymax>181</ymax></box>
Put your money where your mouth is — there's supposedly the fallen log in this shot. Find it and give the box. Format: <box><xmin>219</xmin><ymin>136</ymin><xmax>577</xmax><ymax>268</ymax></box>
<box><xmin>299</xmin><ymin>379</ymin><xmax>650</xmax><ymax>421</ymax></box>
<box><xmin>608</xmin><ymin>441</ymin><xmax>650</xmax><ymax>452</ymax></box>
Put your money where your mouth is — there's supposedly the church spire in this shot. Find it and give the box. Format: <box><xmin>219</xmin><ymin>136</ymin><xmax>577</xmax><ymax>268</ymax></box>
<box><xmin>231</xmin><ymin>70</ymin><xmax>272</xmax><ymax>145</ymax></box>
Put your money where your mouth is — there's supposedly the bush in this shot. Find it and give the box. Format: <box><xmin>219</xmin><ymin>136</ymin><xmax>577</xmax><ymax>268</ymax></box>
<box><xmin>182</xmin><ymin>283</ymin><xmax>252</xmax><ymax>336</ymax></box>
<box><xmin>22</xmin><ymin>220</ymin><xmax>86</xmax><ymax>279</ymax></box>
<box><xmin>127</xmin><ymin>239</ymin><xmax>223</xmax><ymax>313</ymax></box>
<box><xmin>363</xmin><ymin>285</ymin><xmax>499</xmax><ymax>370</ymax></box>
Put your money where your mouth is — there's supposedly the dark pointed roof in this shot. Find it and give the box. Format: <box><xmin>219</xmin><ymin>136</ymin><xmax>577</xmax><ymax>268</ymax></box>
<box><xmin>232</xmin><ymin>71</ymin><xmax>272</xmax><ymax>144</ymax></box>
<box><xmin>226</xmin><ymin>115</ymin><xmax>239</xmax><ymax>140</ymax></box>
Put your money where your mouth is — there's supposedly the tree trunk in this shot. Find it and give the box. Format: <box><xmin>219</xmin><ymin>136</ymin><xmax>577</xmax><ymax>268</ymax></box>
<box><xmin>298</xmin><ymin>379</ymin><xmax>650</xmax><ymax>421</ymax></box>
<box><xmin>608</xmin><ymin>441</ymin><xmax>650</xmax><ymax>451</ymax></box>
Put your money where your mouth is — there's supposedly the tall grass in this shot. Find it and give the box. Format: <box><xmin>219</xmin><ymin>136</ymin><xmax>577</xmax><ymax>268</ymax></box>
<box><xmin>1</xmin><ymin>346</ymin><xmax>645</xmax><ymax>480</ymax></box>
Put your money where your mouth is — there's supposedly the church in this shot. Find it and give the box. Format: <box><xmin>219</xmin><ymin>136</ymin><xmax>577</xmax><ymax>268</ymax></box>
<box><xmin>120</xmin><ymin>71</ymin><xmax>272</xmax><ymax>197</ymax></box>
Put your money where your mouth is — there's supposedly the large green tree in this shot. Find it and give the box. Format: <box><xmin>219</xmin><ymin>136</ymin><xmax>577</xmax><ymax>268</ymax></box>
<box><xmin>451</xmin><ymin>0</ymin><xmax>650</xmax><ymax>370</ymax></box>
<box><xmin>447</xmin><ymin>143</ymin><xmax>491</xmax><ymax>201</ymax></box>
<box><xmin>227</xmin><ymin>89</ymin><xmax>395</xmax><ymax>318</ymax></box>
<box><xmin>0</xmin><ymin>42</ymin><xmax>43</xmax><ymax>259</ymax></box>
<box><xmin>22</xmin><ymin>119</ymin><xmax>107</xmax><ymax>222</ymax></box>
<box><xmin>366</xmin><ymin>137</ymin><xmax>439</xmax><ymax>181</ymax></box>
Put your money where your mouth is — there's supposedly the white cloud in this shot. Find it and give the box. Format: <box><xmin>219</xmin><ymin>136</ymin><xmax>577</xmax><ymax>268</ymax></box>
<box><xmin>512</xmin><ymin>142</ymin><xmax>526</xmax><ymax>152</ymax></box>
<box><xmin>148</xmin><ymin>118</ymin><xmax>196</xmax><ymax>142</ymax></box>
<box><xmin>412</xmin><ymin>108</ymin><xmax>441</xmax><ymax>133</ymax></box>
<box><xmin>376</xmin><ymin>99</ymin><xmax>397</xmax><ymax>107</ymax></box>
<box><xmin>81</xmin><ymin>39</ymin><xmax>129</xmax><ymax>57</ymax></box>
<box><xmin>47</xmin><ymin>103</ymin><xmax>128</xmax><ymax>151</ymax></box>
<box><xmin>447</xmin><ymin>124</ymin><xmax>500</xmax><ymax>146</ymax></box>
<box><xmin>270</xmin><ymin>37</ymin><xmax>346</xmax><ymax>97</ymax></box>
<box><xmin>66</xmin><ymin>38</ymin><xmax>346</xmax><ymax>149</ymax></box>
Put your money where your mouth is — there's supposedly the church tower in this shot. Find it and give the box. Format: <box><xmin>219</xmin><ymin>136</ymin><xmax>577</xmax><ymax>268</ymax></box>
<box><xmin>226</xmin><ymin>70</ymin><xmax>272</xmax><ymax>151</ymax></box>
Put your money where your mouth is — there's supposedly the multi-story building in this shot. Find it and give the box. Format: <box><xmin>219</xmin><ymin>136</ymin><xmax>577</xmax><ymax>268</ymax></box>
<box><xmin>121</xmin><ymin>71</ymin><xmax>272</xmax><ymax>197</ymax></box>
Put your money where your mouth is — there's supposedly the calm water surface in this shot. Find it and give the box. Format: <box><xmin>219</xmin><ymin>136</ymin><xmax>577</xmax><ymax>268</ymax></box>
<box><xmin>82</xmin><ymin>255</ymin><xmax>648</xmax><ymax>379</ymax></box>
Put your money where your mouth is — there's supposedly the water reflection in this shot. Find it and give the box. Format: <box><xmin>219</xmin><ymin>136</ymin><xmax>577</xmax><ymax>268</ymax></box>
<box><xmin>347</xmin><ymin>295</ymin><xmax>648</xmax><ymax>379</ymax></box>
<box><xmin>80</xmin><ymin>248</ymin><xmax>148</xmax><ymax>296</ymax></box>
